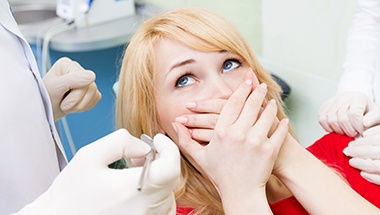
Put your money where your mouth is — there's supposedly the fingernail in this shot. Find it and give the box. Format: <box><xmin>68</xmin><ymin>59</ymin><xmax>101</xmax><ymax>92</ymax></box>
<box><xmin>260</xmin><ymin>83</ymin><xmax>267</xmax><ymax>90</ymax></box>
<box><xmin>245</xmin><ymin>79</ymin><xmax>253</xmax><ymax>86</ymax></box>
<box><xmin>175</xmin><ymin>116</ymin><xmax>188</xmax><ymax>124</ymax></box>
<box><xmin>283</xmin><ymin>118</ymin><xmax>289</xmax><ymax>125</ymax></box>
<box><xmin>186</xmin><ymin>102</ymin><xmax>197</xmax><ymax>109</ymax></box>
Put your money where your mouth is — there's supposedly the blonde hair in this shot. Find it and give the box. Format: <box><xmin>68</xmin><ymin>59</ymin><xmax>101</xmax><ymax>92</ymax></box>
<box><xmin>116</xmin><ymin>7</ymin><xmax>294</xmax><ymax>214</ymax></box>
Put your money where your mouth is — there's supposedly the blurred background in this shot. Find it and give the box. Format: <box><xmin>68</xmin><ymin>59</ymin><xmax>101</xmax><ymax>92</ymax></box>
<box><xmin>11</xmin><ymin>0</ymin><xmax>357</xmax><ymax>159</ymax></box>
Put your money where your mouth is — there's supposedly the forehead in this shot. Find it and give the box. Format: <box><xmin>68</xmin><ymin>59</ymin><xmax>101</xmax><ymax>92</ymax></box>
<box><xmin>154</xmin><ymin>38</ymin><xmax>193</xmax><ymax>55</ymax></box>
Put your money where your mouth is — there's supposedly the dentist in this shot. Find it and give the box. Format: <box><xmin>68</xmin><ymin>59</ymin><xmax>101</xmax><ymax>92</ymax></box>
<box><xmin>0</xmin><ymin>0</ymin><xmax>180</xmax><ymax>214</ymax></box>
<box><xmin>319</xmin><ymin>0</ymin><xmax>380</xmax><ymax>185</ymax></box>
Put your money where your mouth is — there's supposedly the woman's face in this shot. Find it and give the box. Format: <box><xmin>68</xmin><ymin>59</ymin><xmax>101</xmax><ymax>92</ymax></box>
<box><xmin>154</xmin><ymin>38</ymin><xmax>257</xmax><ymax>141</ymax></box>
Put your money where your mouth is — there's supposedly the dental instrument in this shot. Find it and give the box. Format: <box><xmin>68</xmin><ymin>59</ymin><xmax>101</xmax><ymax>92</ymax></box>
<box><xmin>56</xmin><ymin>0</ymin><xmax>135</xmax><ymax>28</ymax></box>
<box><xmin>138</xmin><ymin>134</ymin><xmax>157</xmax><ymax>191</ymax></box>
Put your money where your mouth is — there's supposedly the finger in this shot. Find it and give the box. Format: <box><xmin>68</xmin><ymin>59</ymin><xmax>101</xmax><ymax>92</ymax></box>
<box><xmin>337</xmin><ymin>107</ymin><xmax>358</xmax><ymax>137</ymax></box>
<box><xmin>190</xmin><ymin>128</ymin><xmax>213</xmax><ymax>143</ymax></box>
<box><xmin>363</xmin><ymin>125</ymin><xmax>380</xmax><ymax>136</ymax></box>
<box><xmin>58</xmin><ymin>57</ymin><xmax>85</xmax><ymax>72</ymax></box>
<box><xmin>79</xmin><ymin>129</ymin><xmax>151</xmax><ymax>165</ymax></box>
<box><xmin>62</xmin><ymin>83</ymin><xmax>102</xmax><ymax>113</ymax></box>
<box><xmin>318</xmin><ymin>99</ymin><xmax>334</xmax><ymax>133</ymax></box>
<box><xmin>65</xmin><ymin>70</ymin><xmax>96</xmax><ymax>89</ymax></box>
<box><xmin>186</xmin><ymin>99</ymin><xmax>226</xmax><ymax>113</ymax></box>
<box><xmin>348</xmin><ymin>136</ymin><xmax>380</xmax><ymax>146</ymax></box>
<box><xmin>344</xmin><ymin>144</ymin><xmax>380</xmax><ymax>159</ymax></box>
<box><xmin>327</xmin><ymin>101</ymin><xmax>346</xmax><ymax>135</ymax></box>
<box><xmin>61</xmin><ymin>87</ymin><xmax>87</xmax><ymax>112</ymax></box>
<box><xmin>216</xmin><ymin>70</ymin><xmax>253</xmax><ymax>127</ymax></box>
<box><xmin>175</xmin><ymin>113</ymin><xmax>218</xmax><ymax>129</ymax></box>
<box><xmin>234</xmin><ymin>82</ymin><xmax>267</xmax><ymax>129</ymax></box>
<box><xmin>360</xmin><ymin>171</ymin><xmax>380</xmax><ymax>185</ymax></box>
<box><xmin>267</xmin><ymin>118</ymin><xmax>289</xmax><ymax>151</ymax></box>
<box><xmin>65</xmin><ymin>83</ymin><xmax>102</xmax><ymax>113</ymax></box>
<box><xmin>363</xmin><ymin>106</ymin><xmax>380</xmax><ymax>128</ymax></box>
<box><xmin>322</xmin><ymin>95</ymin><xmax>351</xmax><ymax>135</ymax></box>
<box><xmin>173</xmin><ymin>122</ymin><xmax>203</xmax><ymax>161</ymax></box>
<box><xmin>347</xmin><ymin>100</ymin><xmax>366</xmax><ymax>135</ymax></box>
<box><xmin>249</xmin><ymin>99</ymin><xmax>277</xmax><ymax>140</ymax></box>
<box><xmin>349</xmin><ymin>158</ymin><xmax>380</xmax><ymax>174</ymax></box>
<box><xmin>149</xmin><ymin>133</ymin><xmax>181</xmax><ymax>186</ymax></box>
<box><xmin>55</xmin><ymin>71</ymin><xmax>96</xmax><ymax>110</ymax></box>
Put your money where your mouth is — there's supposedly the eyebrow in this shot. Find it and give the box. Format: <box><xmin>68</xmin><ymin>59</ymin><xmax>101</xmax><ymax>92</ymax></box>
<box><xmin>168</xmin><ymin>59</ymin><xmax>195</xmax><ymax>72</ymax></box>
<box><xmin>165</xmin><ymin>51</ymin><xmax>228</xmax><ymax>76</ymax></box>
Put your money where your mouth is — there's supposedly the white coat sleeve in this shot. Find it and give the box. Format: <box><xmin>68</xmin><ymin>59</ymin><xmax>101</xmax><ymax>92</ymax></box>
<box><xmin>338</xmin><ymin>0</ymin><xmax>380</xmax><ymax>102</ymax></box>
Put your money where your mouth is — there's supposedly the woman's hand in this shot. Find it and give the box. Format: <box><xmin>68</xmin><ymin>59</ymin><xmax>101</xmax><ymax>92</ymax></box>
<box><xmin>173</xmin><ymin>69</ymin><xmax>289</xmax><ymax>214</ymax></box>
<box><xmin>174</xmin><ymin>98</ymin><xmax>226</xmax><ymax>143</ymax></box>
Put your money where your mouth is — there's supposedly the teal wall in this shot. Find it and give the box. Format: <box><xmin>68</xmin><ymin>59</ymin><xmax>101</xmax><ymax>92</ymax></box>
<box><xmin>31</xmin><ymin>45</ymin><xmax>126</xmax><ymax>160</ymax></box>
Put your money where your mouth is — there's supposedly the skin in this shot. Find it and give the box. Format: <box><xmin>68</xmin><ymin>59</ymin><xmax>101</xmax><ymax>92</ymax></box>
<box><xmin>154</xmin><ymin>38</ymin><xmax>259</xmax><ymax>140</ymax></box>
<box><xmin>153</xmin><ymin>38</ymin><xmax>290</xmax><ymax>214</ymax></box>
<box><xmin>151</xmin><ymin>37</ymin><xmax>380</xmax><ymax>215</ymax></box>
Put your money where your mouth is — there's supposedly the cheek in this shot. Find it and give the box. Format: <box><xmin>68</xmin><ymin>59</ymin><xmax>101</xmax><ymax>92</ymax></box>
<box><xmin>156</xmin><ymin>97</ymin><xmax>187</xmax><ymax>136</ymax></box>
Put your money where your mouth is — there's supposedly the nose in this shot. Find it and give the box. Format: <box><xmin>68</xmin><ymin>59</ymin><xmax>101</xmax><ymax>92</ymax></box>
<box><xmin>207</xmin><ymin>77</ymin><xmax>234</xmax><ymax>99</ymax></box>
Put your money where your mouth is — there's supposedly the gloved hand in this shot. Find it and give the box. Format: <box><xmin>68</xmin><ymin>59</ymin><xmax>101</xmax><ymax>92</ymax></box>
<box><xmin>343</xmin><ymin>125</ymin><xmax>380</xmax><ymax>185</ymax></box>
<box><xmin>318</xmin><ymin>92</ymin><xmax>378</xmax><ymax>137</ymax></box>
<box><xmin>43</xmin><ymin>57</ymin><xmax>102</xmax><ymax>121</ymax></box>
<box><xmin>15</xmin><ymin>129</ymin><xmax>180</xmax><ymax>215</ymax></box>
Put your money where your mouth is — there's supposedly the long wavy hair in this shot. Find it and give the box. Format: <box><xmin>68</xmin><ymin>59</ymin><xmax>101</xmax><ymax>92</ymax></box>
<box><xmin>116</xmin><ymin>7</ymin><xmax>294</xmax><ymax>215</ymax></box>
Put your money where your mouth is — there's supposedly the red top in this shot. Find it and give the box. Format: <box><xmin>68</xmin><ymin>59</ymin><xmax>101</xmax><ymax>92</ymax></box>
<box><xmin>176</xmin><ymin>133</ymin><xmax>380</xmax><ymax>214</ymax></box>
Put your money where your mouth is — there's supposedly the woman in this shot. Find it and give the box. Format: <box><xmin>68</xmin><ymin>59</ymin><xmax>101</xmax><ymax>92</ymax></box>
<box><xmin>116</xmin><ymin>8</ymin><xmax>380</xmax><ymax>214</ymax></box>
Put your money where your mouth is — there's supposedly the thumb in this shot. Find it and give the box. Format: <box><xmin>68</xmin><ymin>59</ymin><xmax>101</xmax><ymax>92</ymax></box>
<box><xmin>149</xmin><ymin>133</ymin><xmax>180</xmax><ymax>185</ymax></box>
<box><xmin>47</xmin><ymin>70</ymin><xmax>95</xmax><ymax>97</ymax></box>
<box><xmin>173</xmin><ymin>122</ymin><xmax>203</xmax><ymax>160</ymax></box>
<box><xmin>79</xmin><ymin>129</ymin><xmax>151</xmax><ymax>166</ymax></box>
<box><xmin>62</xmin><ymin>70</ymin><xmax>96</xmax><ymax>90</ymax></box>
<box><xmin>363</xmin><ymin>102</ymin><xmax>380</xmax><ymax>128</ymax></box>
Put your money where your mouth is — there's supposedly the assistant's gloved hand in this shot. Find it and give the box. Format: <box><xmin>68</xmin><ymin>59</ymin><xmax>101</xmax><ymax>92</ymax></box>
<box><xmin>318</xmin><ymin>92</ymin><xmax>378</xmax><ymax>137</ymax></box>
<box><xmin>43</xmin><ymin>57</ymin><xmax>102</xmax><ymax>121</ymax></box>
<box><xmin>344</xmin><ymin>125</ymin><xmax>380</xmax><ymax>185</ymax></box>
<box><xmin>14</xmin><ymin>129</ymin><xmax>180</xmax><ymax>215</ymax></box>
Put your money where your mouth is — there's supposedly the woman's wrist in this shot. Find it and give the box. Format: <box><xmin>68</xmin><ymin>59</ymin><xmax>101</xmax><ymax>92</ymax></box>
<box><xmin>221</xmin><ymin>186</ymin><xmax>272</xmax><ymax>215</ymax></box>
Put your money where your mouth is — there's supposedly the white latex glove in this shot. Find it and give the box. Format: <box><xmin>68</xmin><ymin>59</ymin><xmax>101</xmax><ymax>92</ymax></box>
<box><xmin>343</xmin><ymin>125</ymin><xmax>380</xmax><ymax>185</ymax></box>
<box><xmin>318</xmin><ymin>92</ymin><xmax>379</xmax><ymax>137</ymax></box>
<box><xmin>43</xmin><ymin>57</ymin><xmax>102</xmax><ymax>121</ymax></box>
<box><xmin>14</xmin><ymin>129</ymin><xmax>180</xmax><ymax>215</ymax></box>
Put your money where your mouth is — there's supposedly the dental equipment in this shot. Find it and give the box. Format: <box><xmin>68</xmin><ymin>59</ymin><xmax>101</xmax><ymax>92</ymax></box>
<box><xmin>56</xmin><ymin>0</ymin><xmax>136</xmax><ymax>28</ymax></box>
<box><xmin>138</xmin><ymin>134</ymin><xmax>157</xmax><ymax>191</ymax></box>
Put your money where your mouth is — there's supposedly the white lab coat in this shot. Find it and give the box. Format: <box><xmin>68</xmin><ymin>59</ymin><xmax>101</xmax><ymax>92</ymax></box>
<box><xmin>338</xmin><ymin>0</ymin><xmax>380</xmax><ymax>104</ymax></box>
<box><xmin>0</xmin><ymin>1</ymin><xmax>67</xmax><ymax>214</ymax></box>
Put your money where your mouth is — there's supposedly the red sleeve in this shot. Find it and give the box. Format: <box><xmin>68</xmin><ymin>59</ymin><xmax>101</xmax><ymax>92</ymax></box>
<box><xmin>176</xmin><ymin>207</ymin><xmax>193</xmax><ymax>215</ymax></box>
<box><xmin>271</xmin><ymin>133</ymin><xmax>380</xmax><ymax>214</ymax></box>
<box><xmin>307</xmin><ymin>133</ymin><xmax>380</xmax><ymax>208</ymax></box>
<box><xmin>270</xmin><ymin>196</ymin><xmax>309</xmax><ymax>215</ymax></box>
<box><xmin>179</xmin><ymin>133</ymin><xmax>380</xmax><ymax>214</ymax></box>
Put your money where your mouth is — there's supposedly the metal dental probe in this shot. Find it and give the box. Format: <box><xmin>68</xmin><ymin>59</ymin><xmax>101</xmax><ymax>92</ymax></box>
<box><xmin>137</xmin><ymin>134</ymin><xmax>157</xmax><ymax>191</ymax></box>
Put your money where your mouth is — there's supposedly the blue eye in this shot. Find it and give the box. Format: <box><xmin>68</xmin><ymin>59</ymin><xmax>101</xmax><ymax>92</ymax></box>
<box><xmin>223</xmin><ymin>60</ymin><xmax>240</xmax><ymax>72</ymax></box>
<box><xmin>176</xmin><ymin>75</ymin><xmax>196</xmax><ymax>87</ymax></box>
